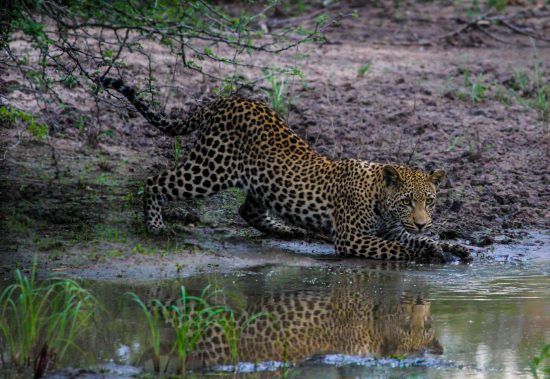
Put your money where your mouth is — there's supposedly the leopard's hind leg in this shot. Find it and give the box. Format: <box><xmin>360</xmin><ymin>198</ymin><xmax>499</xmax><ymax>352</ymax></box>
<box><xmin>239</xmin><ymin>194</ymin><xmax>310</xmax><ymax>239</ymax></box>
<box><xmin>145</xmin><ymin>143</ymin><xmax>238</xmax><ymax>233</ymax></box>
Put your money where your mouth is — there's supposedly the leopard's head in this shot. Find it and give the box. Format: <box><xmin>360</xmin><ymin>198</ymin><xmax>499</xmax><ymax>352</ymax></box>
<box><xmin>382</xmin><ymin>165</ymin><xmax>445</xmax><ymax>233</ymax></box>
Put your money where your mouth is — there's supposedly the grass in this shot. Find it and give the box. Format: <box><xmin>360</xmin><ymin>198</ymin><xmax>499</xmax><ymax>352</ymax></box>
<box><xmin>458</xmin><ymin>71</ymin><xmax>487</xmax><ymax>104</ymax></box>
<box><xmin>0</xmin><ymin>265</ymin><xmax>96</xmax><ymax>378</ymax></box>
<box><xmin>0</xmin><ymin>106</ymin><xmax>49</xmax><ymax>140</ymax></box>
<box><xmin>494</xmin><ymin>85</ymin><xmax>512</xmax><ymax>105</ymax></box>
<box><xmin>529</xmin><ymin>343</ymin><xmax>549</xmax><ymax>379</ymax></box>
<box><xmin>2</xmin><ymin>213</ymin><xmax>35</xmax><ymax>235</ymax></box>
<box><xmin>127</xmin><ymin>285</ymin><xmax>271</xmax><ymax>375</ymax></box>
<box><xmin>162</xmin><ymin>285</ymin><xmax>226</xmax><ymax>374</ymax></box>
<box><xmin>94</xmin><ymin>224</ymin><xmax>127</xmax><ymax>243</ymax></box>
<box><xmin>264</xmin><ymin>73</ymin><xmax>289</xmax><ymax>117</ymax></box>
<box><xmin>450</xmin><ymin>46</ymin><xmax>548</xmax><ymax>124</ymax></box>
<box><xmin>127</xmin><ymin>292</ymin><xmax>164</xmax><ymax>373</ymax></box>
<box><xmin>501</xmin><ymin>45</ymin><xmax>549</xmax><ymax>123</ymax></box>
<box><xmin>469</xmin><ymin>74</ymin><xmax>487</xmax><ymax>104</ymax></box>
<box><xmin>358</xmin><ymin>61</ymin><xmax>372</xmax><ymax>78</ymax></box>
<box><xmin>531</xmin><ymin>42</ymin><xmax>549</xmax><ymax>123</ymax></box>
<box><xmin>32</xmin><ymin>236</ymin><xmax>64</xmax><ymax>252</ymax></box>
<box><xmin>173</xmin><ymin>136</ymin><xmax>183</xmax><ymax>168</ymax></box>
<box><xmin>218</xmin><ymin>309</ymin><xmax>269</xmax><ymax>366</ymax></box>
<box><xmin>131</xmin><ymin>243</ymin><xmax>160</xmax><ymax>255</ymax></box>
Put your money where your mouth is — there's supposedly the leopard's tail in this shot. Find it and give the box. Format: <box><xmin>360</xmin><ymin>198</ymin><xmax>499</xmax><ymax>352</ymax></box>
<box><xmin>99</xmin><ymin>77</ymin><xmax>195</xmax><ymax>136</ymax></box>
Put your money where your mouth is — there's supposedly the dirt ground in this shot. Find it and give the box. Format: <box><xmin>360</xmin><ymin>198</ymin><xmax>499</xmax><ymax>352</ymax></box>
<box><xmin>1</xmin><ymin>1</ymin><xmax>549</xmax><ymax>279</ymax></box>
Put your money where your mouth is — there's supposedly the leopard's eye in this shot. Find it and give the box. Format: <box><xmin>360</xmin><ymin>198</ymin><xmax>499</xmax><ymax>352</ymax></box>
<box><xmin>401</xmin><ymin>198</ymin><xmax>411</xmax><ymax>206</ymax></box>
<box><xmin>426</xmin><ymin>198</ymin><xmax>434</xmax><ymax>206</ymax></box>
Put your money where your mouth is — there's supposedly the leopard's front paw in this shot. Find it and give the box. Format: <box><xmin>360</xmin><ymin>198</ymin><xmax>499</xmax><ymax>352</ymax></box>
<box><xmin>417</xmin><ymin>244</ymin><xmax>447</xmax><ymax>264</ymax></box>
<box><xmin>441</xmin><ymin>242</ymin><xmax>473</xmax><ymax>263</ymax></box>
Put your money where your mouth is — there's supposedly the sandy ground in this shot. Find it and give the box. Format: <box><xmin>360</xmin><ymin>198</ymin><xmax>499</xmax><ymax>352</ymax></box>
<box><xmin>0</xmin><ymin>1</ymin><xmax>549</xmax><ymax>279</ymax></box>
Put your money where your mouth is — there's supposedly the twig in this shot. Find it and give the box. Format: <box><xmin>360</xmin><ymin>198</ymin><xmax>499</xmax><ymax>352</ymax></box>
<box><xmin>100</xmin><ymin>28</ymin><xmax>130</xmax><ymax>81</ymax></box>
<box><xmin>478</xmin><ymin>26</ymin><xmax>518</xmax><ymax>45</ymax></box>
<box><xmin>498</xmin><ymin>19</ymin><xmax>550</xmax><ymax>43</ymax></box>
<box><xmin>434</xmin><ymin>13</ymin><xmax>492</xmax><ymax>42</ymax></box>
<box><xmin>434</xmin><ymin>11</ymin><xmax>550</xmax><ymax>45</ymax></box>
<box><xmin>405</xmin><ymin>140</ymin><xmax>419</xmax><ymax>166</ymax></box>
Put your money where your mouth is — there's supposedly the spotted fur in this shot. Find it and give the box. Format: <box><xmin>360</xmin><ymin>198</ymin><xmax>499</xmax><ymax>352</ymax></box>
<box><xmin>100</xmin><ymin>77</ymin><xmax>471</xmax><ymax>263</ymax></box>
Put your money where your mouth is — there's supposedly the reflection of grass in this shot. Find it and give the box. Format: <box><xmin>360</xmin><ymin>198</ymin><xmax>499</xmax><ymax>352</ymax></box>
<box><xmin>163</xmin><ymin>285</ymin><xmax>225</xmax><ymax>375</ymax></box>
<box><xmin>128</xmin><ymin>285</ymin><xmax>225</xmax><ymax>374</ymax></box>
<box><xmin>128</xmin><ymin>285</ymin><xmax>271</xmax><ymax>375</ymax></box>
<box><xmin>0</xmin><ymin>265</ymin><xmax>96</xmax><ymax>378</ymax></box>
<box><xmin>529</xmin><ymin>343</ymin><xmax>549</xmax><ymax>379</ymax></box>
<box><xmin>127</xmin><ymin>292</ymin><xmax>164</xmax><ymax>373</ymax></box>
<box><xmin>219</xmin><ymin>309</ymin><xmax>269</xmax><ymax>365</ymax></box>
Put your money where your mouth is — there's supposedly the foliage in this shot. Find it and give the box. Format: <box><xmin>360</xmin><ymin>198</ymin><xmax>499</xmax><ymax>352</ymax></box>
<box><xmin>3</xmin><ymin>1</ymin><xmax>338</xmax><ymax>110</ymax></box>
<box><xmin>0</xmin><ymin>266</ymin><xmax>96</xmax><ymax>378</ymax></box>
<box><xmin>0</xmin><ymin>106</ymin><xmax>49</xmax><ymax>140</ymax></box>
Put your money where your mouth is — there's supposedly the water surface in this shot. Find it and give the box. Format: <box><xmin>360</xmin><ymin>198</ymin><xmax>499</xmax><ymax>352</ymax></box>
<box><xmin>68</xmin><ymin>246</ymin><xmax>549</xmax><ymax>378</ymax></box>
<box><xmin>2</xmin><ymin>234</ymin><xmax>549</xmax><ymax>378</ymax></box>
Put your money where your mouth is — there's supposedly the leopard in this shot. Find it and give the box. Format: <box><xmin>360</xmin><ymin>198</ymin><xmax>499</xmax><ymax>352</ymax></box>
<box><xmin>143</xmin><ymin>273</ymin><xmax>443</xmax><ymax>368</ymax></box>
<box><xmin>99</xmin><ymin>77</ymin><xmax>471</xmax><ymax>263</ymax></box>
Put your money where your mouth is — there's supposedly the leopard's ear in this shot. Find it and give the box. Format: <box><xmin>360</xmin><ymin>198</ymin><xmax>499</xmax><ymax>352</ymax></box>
<box><xmin>383</xmin><ymin>165</ymin><xmax>402</xmax><ymax>187</ymax></box>
<box><xmin>429</xmin><ymin>169</ymin><xmax>446</xmax><ymax>187</ymax></box>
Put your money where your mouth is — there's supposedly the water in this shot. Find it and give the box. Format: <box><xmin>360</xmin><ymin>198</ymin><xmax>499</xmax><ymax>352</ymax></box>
<box><xmin>66</xmin><ymin>261</ymin><xmax>549</xmax><ymax>376</ymax></box>
<box><xmin>2</xmin><ymin>233</ymin><xmax>549</xmax><ymax>378</ymax></box>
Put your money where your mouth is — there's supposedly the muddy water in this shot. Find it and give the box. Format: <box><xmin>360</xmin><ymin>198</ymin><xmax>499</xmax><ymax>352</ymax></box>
<box><xmin>36</xmin><ymin>235</ymin><xmax>547</xmax><ymax>379</ymax></box>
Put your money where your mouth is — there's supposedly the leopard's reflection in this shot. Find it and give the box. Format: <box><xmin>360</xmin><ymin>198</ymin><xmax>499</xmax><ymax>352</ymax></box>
<box><xmin>189</xmin><ymin>288</ymin><xmax>442</xmax><ymax>366</ymax></box>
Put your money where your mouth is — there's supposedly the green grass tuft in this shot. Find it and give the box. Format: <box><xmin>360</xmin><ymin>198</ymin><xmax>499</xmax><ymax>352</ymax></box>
<box><xmin>0</xmin><ymin>265</ymin><xmax>96</xmax><ymax>378</ymax></box>
<box><xmin>264</xmin><ymin>73</ymin><xmax>289</xmax><ymax>117</ymax></box>
<box><xmin>529</xmin><ymin>343</ymin><xmax>550</xmax><ymax>379</ymax></box>
<box><xmin>358</xmin><ymin>61</ymin><xmax>372</xmax><ymax>78</ymax></box>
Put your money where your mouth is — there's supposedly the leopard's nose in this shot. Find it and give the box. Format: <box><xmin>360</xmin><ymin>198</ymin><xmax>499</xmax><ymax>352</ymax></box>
<box><xmin>414</xmin><ymin>222</ymin><xmax>426</xmax><ymax>231</ymax></box>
